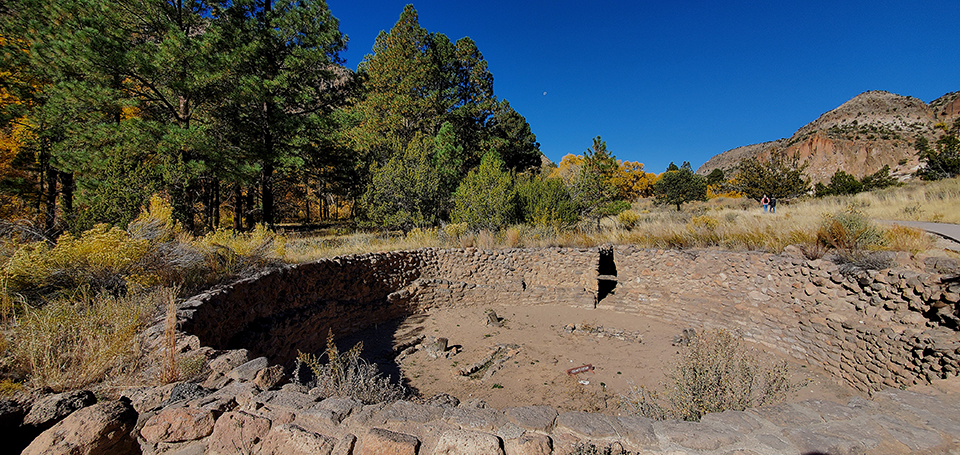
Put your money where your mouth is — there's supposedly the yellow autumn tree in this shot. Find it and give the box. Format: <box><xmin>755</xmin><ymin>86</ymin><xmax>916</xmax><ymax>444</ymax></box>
<box><xmin>0</xmin><ymin>37</ymin><xmax>37</xmax><ymax>219</ymax></box>
<box><xmin>610</xmin><ymin>160</ymin><xmax>659</xmax><ymax>200</ymax></box>
<box><xmin>550</xmin><ymin>153</ymin><xmax>585</xmax><ymax>186</ymax></box>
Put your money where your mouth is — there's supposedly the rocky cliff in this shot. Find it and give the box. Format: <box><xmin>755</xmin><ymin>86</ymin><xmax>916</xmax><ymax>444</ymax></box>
<box><xmin>697</xmin><ymin>90</ymin><xmax>960</xmax><ymax>183</ymax></box>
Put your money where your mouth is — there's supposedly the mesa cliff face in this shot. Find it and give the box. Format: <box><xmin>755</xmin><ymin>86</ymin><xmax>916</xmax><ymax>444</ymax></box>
<box><xmin>697</xmin><ymin>90</ymin><xmax>960</xmax><ymax>183</ymax></box>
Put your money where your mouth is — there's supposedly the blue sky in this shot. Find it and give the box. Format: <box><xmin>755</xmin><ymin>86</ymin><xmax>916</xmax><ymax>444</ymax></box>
<box><xmin>326</xmin><ymin>0</ymin><xmax>960</xmax><ymax>173</ymax></box>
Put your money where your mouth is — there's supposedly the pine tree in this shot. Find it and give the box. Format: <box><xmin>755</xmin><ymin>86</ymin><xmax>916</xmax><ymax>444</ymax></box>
<box><xmin>571</xmin><ymin>136</ymin><xmax>622</xmax><ymax>229</ymax></box>
<box><xmin>215</xmin><ymin>0</ymin><xmax>348</xmax><ymax>227</ymax></box>
<box><xmin>652</xmin><ymin>161</ymin><xmax>707</xmax><ymax>211</ymax></box>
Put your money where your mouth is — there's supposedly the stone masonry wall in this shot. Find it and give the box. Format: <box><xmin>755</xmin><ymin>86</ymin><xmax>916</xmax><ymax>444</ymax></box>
<box><xmin>180</xmin><ymin>245</ymin><xmax>959</xmax><ymax>392</ymax></box>
<box><xmin>600</xmin><ymin>246</ymin><xmax>960</xmax><ymax>392</ymax></box>
<box><xmin>180</xmin><ymin>247</ymin><xmax>599</xmax><ymax>365</ymax></box>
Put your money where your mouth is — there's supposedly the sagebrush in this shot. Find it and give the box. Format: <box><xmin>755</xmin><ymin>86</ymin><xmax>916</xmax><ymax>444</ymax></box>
<box><xmin>296</xmin><ymin>330</ymin><xmax>407</xmax><ymax>404</ymax></box>
<box><xmin>621</xmin><ymin>329</ymin><xmax>797</xmax><ymax>421</ymax></box>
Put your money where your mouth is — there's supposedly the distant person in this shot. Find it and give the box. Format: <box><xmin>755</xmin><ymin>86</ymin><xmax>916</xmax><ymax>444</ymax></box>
<box><xmin>769</xmin><ymin>196</ymin><xmax>777</xmax><ymax>213</ymax></box>
<box><xmin>760</xmin><ymin>195</ymin><xmax>770</xmax><ymax>213</ymax></box>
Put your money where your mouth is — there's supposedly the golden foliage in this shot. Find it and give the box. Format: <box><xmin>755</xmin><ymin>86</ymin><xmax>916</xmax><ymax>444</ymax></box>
<box><xmin>550</xmin><ymin>153</ymin><xmax>584</xmax><ymax>186</ymax></box>
<box><xmin>610</xmin><ymin>160</ymin><xmax>657</xmax><ymax>200</ymax></box>
<box><xmin>706</xmin><ymin>183</ymin><xmax>743</xmax><ymax>199</ymax></box>
<box><xmin>883</xmin><ymin>224</ymin><xmax>932</xmax><ymax>254</ymax></box>
<box><xmin>2</xmin><ymin>224</ymin><xmax>150</xmax><ymax>294</ymax></box>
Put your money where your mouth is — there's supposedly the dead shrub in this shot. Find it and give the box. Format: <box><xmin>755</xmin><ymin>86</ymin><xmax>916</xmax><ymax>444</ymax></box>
<box><xmin>884</xmin><ymin>224</ymin><xmax>932</xmax><ymax>254</ymax></box>
<box><xmin>621</xmin><ymin>329</ymin><xmax>796</xmax><ymax>421</ymax></box>
<box><xmin>296</xmin><ymin>330</ymin><xmax>407</xmax><ymax>404</ymax></box>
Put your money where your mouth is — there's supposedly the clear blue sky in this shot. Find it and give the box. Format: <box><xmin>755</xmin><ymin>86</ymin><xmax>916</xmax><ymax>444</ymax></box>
<box><xmin>326</xmin><ymin>0</ymin><xmax>960</xmax><ymax>173</ymax></box>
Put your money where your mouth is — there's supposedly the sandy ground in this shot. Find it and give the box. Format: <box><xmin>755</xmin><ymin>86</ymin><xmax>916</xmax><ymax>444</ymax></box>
<box><xmin>340</xmin><ymin>303</ymin><xmax>861</xmax><ymax>415</ymax></box>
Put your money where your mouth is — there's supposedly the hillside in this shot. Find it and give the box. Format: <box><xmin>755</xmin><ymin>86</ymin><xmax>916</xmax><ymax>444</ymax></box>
<box><xmin>697</xmin><ymin>90</ymin><xmax>960</xmax><ymax>183</ymax></box>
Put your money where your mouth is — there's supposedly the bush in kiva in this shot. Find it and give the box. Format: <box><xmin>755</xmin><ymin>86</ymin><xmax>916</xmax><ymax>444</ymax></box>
<box><xmin>621</xmin><ymin>329</ymin><xmax>796</xmax><ymax>421</ymax></box>
<box><xmin>296</xmin><ymin>330</ymin><xmax>407</xmax><ymax>404</ymax></box>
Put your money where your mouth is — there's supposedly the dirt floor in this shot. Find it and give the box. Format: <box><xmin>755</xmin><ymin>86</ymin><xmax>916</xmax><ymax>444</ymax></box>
<box><xmin>340</xmin><ymin>303</ymin><xmax>862</xmax><ymax>415</ymax></box>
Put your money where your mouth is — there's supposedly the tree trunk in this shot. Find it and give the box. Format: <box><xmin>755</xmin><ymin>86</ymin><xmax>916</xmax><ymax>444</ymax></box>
<box><xmin>261</xmin><ymin>162</ymin><xmax>274</xmax><ymax>227</ymax></box>
<box><xmin>59</xmin><ymin>171</ymin><xmax>74</xmax><ymax>218</ymax></box>
<box><xmin>43</xmin><ymin>161</ymin><xmax>58</xmax><ymax>232</ymax></box>
<box><xmin>212</xmin><ymin>178</ymin><xmax>220</xmax><ymax>229</ymax></box>
<box><xmin>234</xmin><ymin>184</ymin><xmax>244</xmax><ymax>231</ymax></box>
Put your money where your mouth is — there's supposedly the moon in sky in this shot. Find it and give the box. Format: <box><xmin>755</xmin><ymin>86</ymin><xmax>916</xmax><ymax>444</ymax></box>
<box><xmin>542</xmin><ymin>91</ymin><xmax>547</xmax><ymax>95</ymax></box>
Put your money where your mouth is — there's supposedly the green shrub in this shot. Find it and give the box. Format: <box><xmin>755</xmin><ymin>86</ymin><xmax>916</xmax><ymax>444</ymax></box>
<box><xmin>621</xmin><ymin>329</ymin><xmax>796</xmax><ymax>421</ymax></box>
<box><xmin>816</xmin><ymin>209</ymin><xmax>891</xmax><ymax>272</ymax></box>
<box><xmin>817</xmin><ymin>209</ymin><xmax>884</xmax><ymax>251</ymax></box>
<box><xmin>452</xmin><ymin>152</ymin><xmax>517</xmax><ymax>231</ymax></box>
<box><xmin>515</xmin><ymin>175</ymin><xmax>580</xmax><ymax>228</ymax></box>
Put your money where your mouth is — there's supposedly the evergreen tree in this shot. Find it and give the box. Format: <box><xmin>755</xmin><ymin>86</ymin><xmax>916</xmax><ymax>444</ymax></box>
<box><xmin>515</xmin><ymin>174</ymin><xmax>579</xmax><ymax>228</ymax></box>
<box><xmin>451</xmin><ymin>151</ymin><xmax>516</xmax><ymax>231</ymax></box>
<box><xmin>348</xmin><ymin>5</ymin><xmax>539</xmax><ymax>171</ymax></box>
<box><xmin>861</xmin><ymin>165</ymin><xmax>897</xmax><ymax>191</ymax></box>
<box><xmin>732</xmin><ymin>153</ymin><xmax>810</xmax><ymax>201</ymax></box>
<box><xmin>915</xmin><ymin>120</ymin><xmax>960</xmax><ymax>180</ymax></box>
<box><xmin>359</xmin><ymin>134</ymin><xmax>441</xmax><ymax>229</ymax></box>
<box><xmin>216</xmin><ymin>0</ymin><xmax>348</xmax><ymax>227</ymax></box>
<box><xmin>653</xmin><ymin>161</ymin><xmax>707</xmax><ymax>210</ymax></box>
<box><xmin>571</xmin><ymin>136</ymin><xmax>623</xmax><ymax>229</ymax></box>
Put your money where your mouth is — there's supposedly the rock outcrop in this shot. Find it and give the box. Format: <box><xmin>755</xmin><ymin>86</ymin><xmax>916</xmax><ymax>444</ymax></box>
<box><xmin>697</xmin><ymin>90</ymin><xmax>960</xmax><ymax>183</ymax></box>
<box><xmin>22</xmin><ymin>399</ymin><xmax>138</xmax><ymax>455</ymax></box>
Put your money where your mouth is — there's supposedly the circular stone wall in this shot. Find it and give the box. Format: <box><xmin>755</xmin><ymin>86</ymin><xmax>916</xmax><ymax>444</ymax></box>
<box><xmin>179</xmin><ymin>246</ymin><xmax>960</xmax><ymax>392</ymax></box>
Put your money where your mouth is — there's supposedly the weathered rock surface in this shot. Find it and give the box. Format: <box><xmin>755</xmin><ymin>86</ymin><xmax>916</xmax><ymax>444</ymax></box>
<box><xmin>23</xmin><ymin>389</ymin><xmax>98</xmax><ymax>431</ymax></box>
<box><xmin>22</xmin><ymin>399</ymin><xmax>138</xmax><ymax>455</ymax></box>
<box><xmin>698</xmin><ymin>90</ymin><xmax>960</xmax><ymax>183</ymax></box>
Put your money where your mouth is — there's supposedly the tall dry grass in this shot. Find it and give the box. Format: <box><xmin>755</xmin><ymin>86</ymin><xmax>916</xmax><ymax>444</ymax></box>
<box><xmin>5</xmin><ymin>287</ymin><xmax>170</xmax><ymax>391</ymax></box>
<box><xmin>284</xmin><ymin>178</ymin><xmax>960</xmax><ymax>262</ymax></box>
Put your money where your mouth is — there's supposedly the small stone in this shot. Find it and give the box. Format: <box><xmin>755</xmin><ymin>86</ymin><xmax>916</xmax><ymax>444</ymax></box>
<box><xmin>227</xmin><ymin>357</ymin><xmax>270</xmax><ymax>382</ymax></box>
<box><xmin>206</xmin><ymin>411</ymin><xmax>272</xmax><ymax>454</ymax></box>
<box><xmin>256</xmin><ymin>424</ymin><xmax>335</xmax><ymax>455</ymax></box>
<box><xmin>254</xmin><ymin>365</ymin><xmax>286</xmax><ymax>390</ymax></box>
<box><xmin>140</xmin><ymin>407</ymin><xmax>217</xmax><ymax>443</ymax></box>
<box><xmin>504</xmin><ymin>433</ymin><xmax>552</xmax><ymax>455</ymax></box>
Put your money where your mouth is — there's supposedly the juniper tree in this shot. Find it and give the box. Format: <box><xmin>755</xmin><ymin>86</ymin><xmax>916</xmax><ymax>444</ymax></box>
<box><xmin>653</xmin><ymin>161</ymin><xmax>707</xmax><ymax>211</ymax></box>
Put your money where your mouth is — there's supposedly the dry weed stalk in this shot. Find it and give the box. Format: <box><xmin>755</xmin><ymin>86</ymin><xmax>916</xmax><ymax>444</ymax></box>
<box><xmin>161</xmin><ymin>288</ymin><xmax>179</xmax><ymax>383</ymax></box>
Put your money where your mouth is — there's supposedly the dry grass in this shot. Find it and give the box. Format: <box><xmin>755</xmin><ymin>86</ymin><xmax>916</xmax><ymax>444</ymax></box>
<box><xmin>5</xmin><ymin>287</ymin><xmax>167</xmax><ymax>392</ymax></box>
<box><xmin>285</xmin><ymin>178</ymin><xmax>960</xmax><ymax>262</ymax></box>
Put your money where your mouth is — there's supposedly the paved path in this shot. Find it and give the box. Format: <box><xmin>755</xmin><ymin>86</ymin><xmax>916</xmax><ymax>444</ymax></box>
<box><xmin>879</xmin><ymin>220</ymin><xmax>960</xmax><ymax>244</ymax></box>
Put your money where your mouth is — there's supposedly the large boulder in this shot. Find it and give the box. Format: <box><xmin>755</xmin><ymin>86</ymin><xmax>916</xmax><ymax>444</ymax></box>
<box><xmin>22</xmin><ymin>398</ymin><xmax>139</xmax><ymax>455</ymax></box>
<box><xmin>23</xmin><ymin>390</ymin><xmax>97</xmax><ymax>431</ymax></box>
